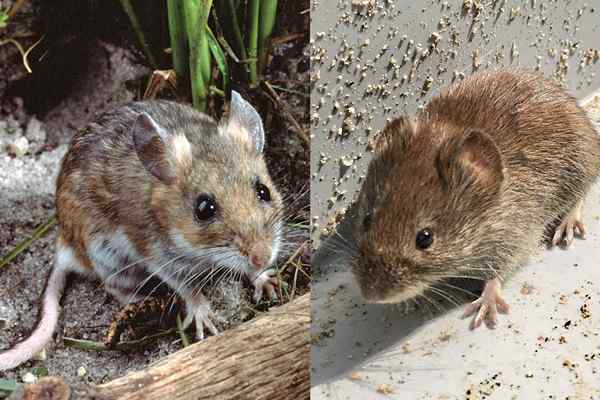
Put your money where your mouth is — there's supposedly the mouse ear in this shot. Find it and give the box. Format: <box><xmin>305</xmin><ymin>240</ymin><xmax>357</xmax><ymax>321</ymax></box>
<box><xmin>133</xmin><ymin>112</ymin><xmax>191</xmax><ymax>185</ymax></box>
<box><xmin>437</xmin><ymin>128</ymin><xmax>504</xmax><ymax>193</ymax></box>
<box><xmin>219</xmin><ymin>91</ymin><xmax>265</xmax><ymax>153</ymax></box>
<box><xmin>371</xmin><ymin>117</ymin><xmax>415</xmax><ymax>154</ymax></box>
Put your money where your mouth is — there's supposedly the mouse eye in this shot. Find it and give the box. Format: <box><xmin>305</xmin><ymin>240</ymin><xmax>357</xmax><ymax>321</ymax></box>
<box><xmin>195</xmin><ymin>194</ymin><xmax>217</xmax><ymax>221</ymax></box>
<box><xmin>255</xmin><ymin>182</ymin><xmax>271</xmax><ymax>202</ymax></box>
<box><xmin>363</xmin><ymin>211</ymin><xmax>372</xmax><ymax>229</ymax></box>
<box><xmin>416</xmin><ymin>228</ymin><xmax>434</xmax><ymax>250</ymax></box>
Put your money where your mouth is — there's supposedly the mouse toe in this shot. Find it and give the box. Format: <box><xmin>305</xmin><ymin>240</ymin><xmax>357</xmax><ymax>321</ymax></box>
<box><xmin>184</xmin><ymin>296</ymin><xmax>219</xmax><ymax>341</ymax></box>
<box><xmin>193</xmin><ymin>309</ymin><xmax>219</xmax><ymax>341</ymax></box>
<box><xmin>462</xmin><ymin>279</ymin><xmax>509</xmax><ymax>329</ymax></box>
<box><xmin>552</xmin><ymin>199</ymin><xmax>587</xmax><ymax>248</ymax></box>
<box><xmin>252</xmin><ymin>269</ymin><xmax>283</xmax><ymax>302</ymax></box>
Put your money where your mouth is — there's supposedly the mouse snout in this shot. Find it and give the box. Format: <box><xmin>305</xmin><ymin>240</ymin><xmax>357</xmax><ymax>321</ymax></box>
<box><xmin>355</xmin><ymin>272</ymin><xmax>396</xmax><ymax>304</ymax></box>
<box><xmin>248</xmin><ymin>243</ymin><xmax>272</xmax><ymax>269</ymax></box>
<box><xmin>234</xmin><ymin>236</ymin><xmax>275</xmax><ymax>270</ymax></box>
<box><xmin>353</xmin><ymin>252</ymin><xmax>415</xmax><ymax>303</ymax></box>
<box><xmin>358</xmin><ymin>280</ymin><xmax>383</xmax><ymax>302</ymax></box>
<box><xmin>352</xmin><ymin>256</ymin><xmax>387</xmax><ymax>301</ymax></box>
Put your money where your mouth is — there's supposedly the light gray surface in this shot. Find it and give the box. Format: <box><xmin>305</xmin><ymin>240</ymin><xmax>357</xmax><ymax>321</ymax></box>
<box><xmin>310</xmin><ymin>0</ymin><xmax>600</xmax><ymax>246</ymax></box>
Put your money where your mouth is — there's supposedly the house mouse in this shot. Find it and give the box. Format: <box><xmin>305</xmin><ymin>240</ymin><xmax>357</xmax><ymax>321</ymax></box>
<box><xmin>349</xmin><ymin>69</ymin><xmax>600</xmax><ymax>329</ymax></box>
<box><xmin>0</xmin><ymin>91</ymin><xmax>284</xmax><ymax>370</ymax></box>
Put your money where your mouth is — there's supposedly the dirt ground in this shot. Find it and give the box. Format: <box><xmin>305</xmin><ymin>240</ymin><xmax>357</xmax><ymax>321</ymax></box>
<box><xmin>0</xmin><ymin>0</ymin><xmax>309</xmax><ymax>387</ymax></box>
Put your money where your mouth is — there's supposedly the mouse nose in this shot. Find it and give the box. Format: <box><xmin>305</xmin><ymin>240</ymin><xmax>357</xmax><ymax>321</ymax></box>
<box><xmin>249</xmin><ymin>243</ymin><xmax>271</xmax><ymax>269</ymax></box>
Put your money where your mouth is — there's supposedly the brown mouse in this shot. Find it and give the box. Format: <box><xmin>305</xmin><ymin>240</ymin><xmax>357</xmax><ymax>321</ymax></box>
<box><xmin>349</xmin><ymin>69</ymin><xmax>600</xmax><ymax>328</ymax></box>
<box><xmin>0</xmin><ymin>91</ymin><xmax>285</xmax><ymax>370</ymax></box>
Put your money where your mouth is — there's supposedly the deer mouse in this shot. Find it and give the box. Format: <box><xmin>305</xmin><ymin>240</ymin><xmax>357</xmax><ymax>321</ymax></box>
<box><xmin>349</xmin><ymin>69</ymin><xmax>600</xmax><ymax>329</ymax></box>
<box><xmin>0</xmin><ymin>91</ymin><xmax>284</xmax><ymax>370</ymax></box>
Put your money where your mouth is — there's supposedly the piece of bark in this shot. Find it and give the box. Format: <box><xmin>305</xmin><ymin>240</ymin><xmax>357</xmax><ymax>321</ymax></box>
<box><xmin>72</xmin><ymin>294</ymin><xmax>310</xmax><ymax>400</ymax></box>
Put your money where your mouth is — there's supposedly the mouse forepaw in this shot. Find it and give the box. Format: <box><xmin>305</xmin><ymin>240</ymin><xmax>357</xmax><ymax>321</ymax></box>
<box><xmin>462</xmin><ymin>279</ymin><xmax>509</xmax><ymax>329</ymax></box>
<box><xmin>552</xmin><ymin>199</ymin><xmax>586</xmax><ymax>248</ymax></box>
<box><xmin>185</xmin><ymin>298</ymin><xmax>219</xmax><ymax>341</ymax></box>
<box><xmin>252</xmin><ymin>269</ymin><xmax>283</xmax><ymax>303</ymax></box>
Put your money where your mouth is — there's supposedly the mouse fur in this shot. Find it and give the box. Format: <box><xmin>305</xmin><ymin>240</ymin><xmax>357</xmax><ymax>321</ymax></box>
<box><xmin>0</xmin><ymin>93</ymin><xmax>285</xmax><ymax>370</ymax></box>
<box><xmin>350</xmin><ymin>69</ymin><xmax>600</xmax><ymax>324</ymax></box>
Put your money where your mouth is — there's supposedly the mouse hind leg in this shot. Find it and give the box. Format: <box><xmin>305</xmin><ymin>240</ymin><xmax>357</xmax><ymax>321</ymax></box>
<box><xmin>552</xmin><ymin>198</ymin><xmax>586</xmax><ymax>248</ymax></box>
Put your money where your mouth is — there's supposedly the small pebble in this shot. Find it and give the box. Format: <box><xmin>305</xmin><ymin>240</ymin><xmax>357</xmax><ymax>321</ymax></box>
<box><xmin>33</xmin><ymin>348</ymin><xmax>47</xmax><ymax>362</ymax></box>
<box><xmin>22</xmin><ymin>372</ymin><xmax>36</xmax><ymax>383</ymax></box>
<box><xmin>25</xmin><ymin>117</ymin><xmax>46</xmax><ymax>144</ymax></box>
<box><xmin>8</xmin><ymin>136</ymin><xmax>29</xmax><ymax>157</ymax></box>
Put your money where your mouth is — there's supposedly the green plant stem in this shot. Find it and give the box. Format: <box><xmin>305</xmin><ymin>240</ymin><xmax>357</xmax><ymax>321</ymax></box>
<box><xmin>64</xmin><ymin>328</ymin><xmax>176</xmax><ymax>352</ymax></box>
<box><xmin>269</xmin><ymin>83</ymin><xmax>308</xmax><ymax>97</ymax></box>
<box><xmin>258</xmin><ymin>0</ymin><xmax>278</xmax><ymax>73</ymax></box>
<box><xmin>167</xmin><ymin>0</ymin><xmax>189</xmax><ymax>81</ymax></box>
<box><xmin>209</xmin><ymin>85</ymin><xmax>225</xmax><ymax>97</ymax></box>
<box><xmin>0</xmin><ymin>216</ymin><xmax>57</xmax><ymax>270</ymax></box>
<box><xmin>215</xmin><ymin>0</ymin><xmax>247</xmax><ymax>62</ymax></box>
<box><xmin>176</xmin><ymin>313</ymin><xmax>190</xmax><ymax>347</ymax></box>
<box><xmin>184</xmin><ymin>0</ymin><xmax>213</xmax><ymax>111</ymax></box>
<box><xmin>207</xmin><ymin>26</ymin><xmax>229</xmax><ymax>94</ymax></box>
<box><xmin>247</xmin><ymin>0</ymin><xmax>260</xmax><ymax>87</ymax></box>
<box><xmin>118</xmin><ymin>0</ymin><xmax>158</xmax><ymax>69</ymax></box>
<box><xmin>198</xmin><ymin>1</ymin><xmax>212</xmax><ymax>86</ymax></box>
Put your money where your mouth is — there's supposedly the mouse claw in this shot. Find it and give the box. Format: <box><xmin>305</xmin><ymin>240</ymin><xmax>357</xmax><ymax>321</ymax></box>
<box><xmin>552</xmin><ymin>200</ymin><xmax>586</xmax><ymax>248</ymax></box>
<box><xmin>462</xmin><ymin>279</ymin><xmax>509</xmax><ymax>329</ymax></box>
<box><xmin>185</xmin><ymin>301</ymin><xmax>219</xmax><ymax>341</ymax></box>
<box><xmin>253</xmin><ymin>269</ymin><xmax>283</xmax><ymax>303</ymax></box>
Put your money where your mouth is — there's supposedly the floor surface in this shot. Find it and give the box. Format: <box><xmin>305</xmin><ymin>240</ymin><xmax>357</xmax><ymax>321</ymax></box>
<box><xmin>311</xmin><ymin>94</ymin><xmax>600</xmax><ymax>399</ymax></box>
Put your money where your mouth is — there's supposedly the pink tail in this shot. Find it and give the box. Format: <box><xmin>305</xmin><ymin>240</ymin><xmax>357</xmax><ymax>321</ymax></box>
<box><xmin>0</xmin><ymin>266</ymin><xmax>67</xmax><ymax>371</ymax></box>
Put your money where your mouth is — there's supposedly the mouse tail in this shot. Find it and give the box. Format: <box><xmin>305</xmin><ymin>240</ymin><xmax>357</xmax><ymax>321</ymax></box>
<box><xmin>0</xmin><ymin>261</ymin><xmax>69</xmax><ymax>371</ymax></box>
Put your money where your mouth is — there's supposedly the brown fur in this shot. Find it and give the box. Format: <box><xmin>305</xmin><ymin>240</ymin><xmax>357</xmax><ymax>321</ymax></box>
<box><xmin>56</xmin><ymin>100</ymin><xmax>283</xmax><ymax>278</ymax></box>
<box><xmin>352</xmin><ymin>69</ymin><xmax>600</xmax><ymax>303</ymax></box>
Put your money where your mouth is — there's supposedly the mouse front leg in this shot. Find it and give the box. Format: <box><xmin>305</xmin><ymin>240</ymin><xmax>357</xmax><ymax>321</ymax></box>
<box><xmin>462</xmin><ymin>278</ymin><xmax>510</xmax><ymax>329</ymax></box>
<box><xmin>181</xmin><ymin>290</ymin><xmax>219</xmax><ymax>340</ymax></box>
<box><xmin>552</xmin><ymin>199</ymin><xmax>587</xmax><ymax>248</ymax></box>
<box><xmin>252</xmin><ymin>268</ymin><xmax>280</xmax><ymax>302</ymax></box>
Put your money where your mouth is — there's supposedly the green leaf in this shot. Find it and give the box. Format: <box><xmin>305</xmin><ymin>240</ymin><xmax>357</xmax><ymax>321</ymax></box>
<box><xmin>247</xmin><ymin>0</ymin><xmax>260</xmax><ymax>86</ymax></box>
<box><xmin>167</xmin><ymin>0</ymin><xmax>189</xmax><ymax>81</ymax></box>
<box><xmin>258</xmin><ymin>0</ymin><xmax>278</xmax><ymax>73</ymax></box>
<box><xmin>207</xmin><ymin>26</ymin><xmax>229</xmax><ymax>94</ymax></box>
<box><xmin>0</xmin><ymin>379</ymin><xmax>19</xmax><ymax>394</ymax></box>
<box><xmin>31</xmin><ymin>367</ymin><xmax>49</xmax><ymax>377</ymax></box>
<box><xmin>0</xmin><ymin>216</ymin><xmax>57</xmax><ymax>271</ymax></box>
<box><xmin>0</xmin><ymin>9</ymin><xmax>9</xmax><ymax>29</ymax></box>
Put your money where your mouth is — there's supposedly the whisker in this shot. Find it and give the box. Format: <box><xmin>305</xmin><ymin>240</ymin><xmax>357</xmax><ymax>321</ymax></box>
<box><xmin>427</xmin><ymin>286</ymin><xmax>461</xmax><ymax>308</ymax></box>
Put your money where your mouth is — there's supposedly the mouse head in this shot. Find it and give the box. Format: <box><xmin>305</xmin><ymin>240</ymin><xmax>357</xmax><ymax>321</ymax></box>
<box><xmin>133</xmin><ymin>92</ymin><xmax>283</xmax><ymax>279</ymax></box>
<box><xmin>351</xmin><ymin>116</ymin><xmax>505</xmax><ymax>303</ymax></box>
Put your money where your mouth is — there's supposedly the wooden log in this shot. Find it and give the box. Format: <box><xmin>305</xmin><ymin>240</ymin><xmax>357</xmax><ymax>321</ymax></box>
<box><xmin>67</xmin><ymin>293</ymin><xmax>310</xmax><ymax>400</ymax></box>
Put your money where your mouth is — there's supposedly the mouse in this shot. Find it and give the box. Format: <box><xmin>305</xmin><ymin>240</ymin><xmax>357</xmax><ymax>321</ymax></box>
<box><xmin>348</xmin><ymin>69</ymin><xmax>600</xmax><ymax>329</ymax></box>
<box><xmin>0</xmin><ymin>91</ymin><xmax>284</xmax><ymax>370</ymax></box>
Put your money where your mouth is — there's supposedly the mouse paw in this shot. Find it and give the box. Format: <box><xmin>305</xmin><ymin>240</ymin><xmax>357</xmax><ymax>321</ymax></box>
<box><xmin>183</xmin><ymin>300</ymin><xmax>219</xmax><ymax>341</ymax></box>
<box><xmin>462</xmin><ymin>279</ymin><xmax>509</xmax><ymax>329</ymax></box>
<box><xmin>552</xmin><ymin>199</ymin><xmax>586</xmax><ymax>248</ymax></box>
<box><xmin>252</xmin><ymin>269</ymin><xmax>283</xmax><ymax>303</ymax></box>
